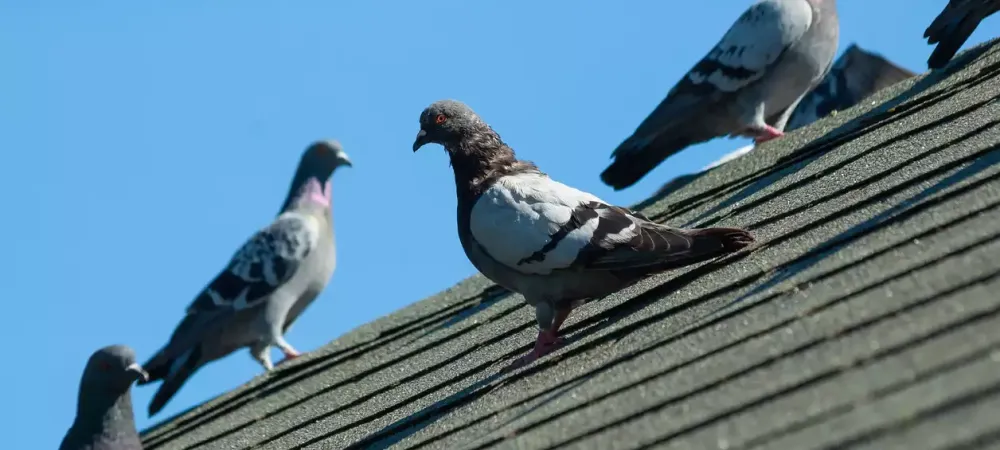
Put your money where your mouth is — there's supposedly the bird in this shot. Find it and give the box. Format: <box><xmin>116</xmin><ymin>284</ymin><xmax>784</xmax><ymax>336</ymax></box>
<box><xmin>138</xmin><ymin>140</ymin><xmax>351</xmax><ymax>416</ymax></box>
<box><xmin>600</xmin><ymin>0</ymin><xmax>840</xmax><ymax>190</ymax></box>
<box><xmin>653</xmin><ymin>43</ymin><xmax>914</xmax><ymax>199</ymax></box>
<box><xmin>412</xmin><ymin>100</ymin><xmax>755</xmax><ymax>370</ymax></box>
<box><xmin>60</xmin><ymin>345</ymin><xmax>148</xmax><ymax>450</ymax></box>
<box><xmin>786</xmin><ymin>43</ymin><xmax>916</xmax><ymax>131</ymax></box>
<box><xmin>924</xmin><ymin>0</ymin><xmax>1000</xmax><ymax>69</ymax></box>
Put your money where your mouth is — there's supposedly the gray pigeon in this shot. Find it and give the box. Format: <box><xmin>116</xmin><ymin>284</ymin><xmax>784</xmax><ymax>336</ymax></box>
<box><xmin>924</xmin><ymin>0</ymin><xmax>1000</xmax><ymax>69</ymax></box>
<box><xmin>601</xmin><ymin>0</ymin><xmax>840</xmax><ymax>190</ymax></box>
<box><xmin>139</xmin><ymin>140</ymin><xmax>351</xmax><ymax>416</ymax></box>
<box><xmin>786</xmin><ymin>43</ymin><xmax>916</xmax><ymax>131</ymax></box>
<box><xmin>653</xmin><ymin>43</ymin><xmax>914</xmax><ymax>199</ymax></box>
<box><xmin>60</xmin><ymin>345</ymin><xmax>148</xmax><ymax>450</ymax></box>
<box><xmin>413</xmin><ymin>100</ymin><xmax>755</xmax><ymax>370</ymax></box>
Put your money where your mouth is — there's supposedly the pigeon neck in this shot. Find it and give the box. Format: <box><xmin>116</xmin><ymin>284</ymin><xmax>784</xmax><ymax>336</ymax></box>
<box><xmin>445</xmin><ymin>134</ymin><xmax>531</xmax><ymax>204</ymax></box>
<box><xmin>281</xmin><ymin>168</ymin><xmax>333</xmax><ymax>213</ymax></box>
<box><xmin>72</xmin><ymin>387</ymin><xmax>138</xmax><ymax>441</ymax></box>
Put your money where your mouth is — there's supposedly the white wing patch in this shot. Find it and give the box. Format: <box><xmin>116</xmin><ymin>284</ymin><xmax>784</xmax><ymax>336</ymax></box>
<box><xmin>186</xmin><ymin>211</ymin><xmax>321</xmax><ymax>314</ymax></box>
<box><xmin>469</xmin><ymin>173</ymin><xmax>608</xmax><ymax>275</ymax></box>
<box><xmin>688</xmin><ymin>0</ymin><xmax>813</xmax><ymax>92</ymax></box>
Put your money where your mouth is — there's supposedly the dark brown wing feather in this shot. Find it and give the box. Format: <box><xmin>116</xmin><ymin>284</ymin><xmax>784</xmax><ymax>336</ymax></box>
<box><xmin>570</xmin><ymin>203</ymin><xmax>754</xmax><ymax>271</ymax></box>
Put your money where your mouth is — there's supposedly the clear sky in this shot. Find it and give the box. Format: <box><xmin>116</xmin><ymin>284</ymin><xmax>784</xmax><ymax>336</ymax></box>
<box><xmin>1</xmin><ymin>1</ymin><xmax>997</xmax><ymax>447</ymax></box>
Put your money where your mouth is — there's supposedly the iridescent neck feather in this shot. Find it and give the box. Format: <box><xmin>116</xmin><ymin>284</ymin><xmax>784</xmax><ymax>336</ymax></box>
<box><xmin>292</xmin><ymin>177</ymin><xmax>332</xmax><ymax>210</ymax></box>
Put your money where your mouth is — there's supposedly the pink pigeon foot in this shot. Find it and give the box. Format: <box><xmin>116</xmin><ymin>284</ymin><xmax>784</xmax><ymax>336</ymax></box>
<box><xmin>503</xmin><ymin>329</ymin><xmax>567</xmax><ymax>372</ymax></box>
<box><xmin>276</xmin><ymin>347</ymin><xmax>301</xmax><ymax>366</ymax></box>
<box><xmin>753</xmin><ymin>125</ymin><xmax>785</xmax><ymax>144</ymax></box>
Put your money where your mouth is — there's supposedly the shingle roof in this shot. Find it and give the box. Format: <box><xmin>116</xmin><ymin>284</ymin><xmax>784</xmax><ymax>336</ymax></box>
<box><xmin>140</xmin><ymin>39</ymin><xmax>1000</xmax><ymax>450</ymax></box>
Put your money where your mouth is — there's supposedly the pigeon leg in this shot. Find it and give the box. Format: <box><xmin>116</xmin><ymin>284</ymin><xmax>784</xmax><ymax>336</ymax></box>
<box><xmin>504</xmin><ymin>305</ymin><xmax>573</xmax><ymax>372</ymax></box>
<box><xmin>250</xmin><ymin>342</ymin><xmax>274</xmax><ymax>371</ymax></box>
<box><xmin>752</xmin><ymin>124</ymin><xmax>785</xmax><ymax>143</ymax></box>
<box><xmin>547</xmin><ymin>305</ymin><xmax>573</xmax><ymax>347</ymax></box>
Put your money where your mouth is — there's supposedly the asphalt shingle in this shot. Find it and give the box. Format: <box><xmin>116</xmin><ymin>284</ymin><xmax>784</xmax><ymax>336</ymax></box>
<box><xmin>140</xmin><ymin>39</ymin><xmax>1000</xmax><ymax>450</ymax></box>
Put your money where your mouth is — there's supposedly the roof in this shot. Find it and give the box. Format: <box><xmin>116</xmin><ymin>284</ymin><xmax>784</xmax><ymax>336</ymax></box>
<box><xmin>140</xmin><ymin>39</ymin><xmax>1000</xmax><ymax>450</ymax></box>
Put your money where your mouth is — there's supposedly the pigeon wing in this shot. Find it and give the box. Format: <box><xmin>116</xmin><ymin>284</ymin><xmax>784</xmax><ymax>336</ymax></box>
<box><xmin>185</xmin><ymin>212</ymin><xmax>321</xmax><ymax>315</ymax></box>
<box><xmin>684</xmin><ymin>0</ymin><xmax>814</xmax><ymax>93</ymax></box>
<box><xmin>470</xmin><ymin>173</ymin><xmax>740</xmax><ymax>275</ymax></box>
<box><xmin>622</xmin><ymin>0</ymin><xmax>814</xmax><ymax>146</ymax></box>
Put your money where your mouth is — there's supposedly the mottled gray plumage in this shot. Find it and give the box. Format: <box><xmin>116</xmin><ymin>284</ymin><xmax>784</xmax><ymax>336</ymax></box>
<box><xmin>139</xmin><ymin>140</ymin><xmax>351</xmax><ymax>416</ymax></box>
<box><xmin>60</xmin><ymin>345</ymin><xmax>148</xmax><ymax>450</ymax></box>
<box><xmin>601</xmin><ymin>0</ymin><xmax>839</xmax><ymax>190</ymax></box>
<box><xmin>653</xmin><ymin>43</ymin><xmax>912</xmax><ymax>199</ymax></box>
<box><xmin>787</xmin><ymin>43</ymin><xmax>916</xmax><ymax>130</ymax></box>
<box><xmin>414</xmin><ymin>100</ymin><xmax>754</xmax><ymax>370</ymax></box>
<box><xmin>924</xmin><ymin>0</ymin><xmax>1000</xmax><ymax>69</ymax></box>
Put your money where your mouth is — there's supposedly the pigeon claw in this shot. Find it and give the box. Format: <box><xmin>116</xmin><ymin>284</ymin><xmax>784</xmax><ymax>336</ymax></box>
<box><xmin>502</xmin><ymin>330</ymin><xmax>567</xmax><ymax>373</ymax></box>
<box><xmin>752</xmin><ymin>125</ymin><xmax>785</xmax><ymax>144</ymax></box>
<box><xmin>275</xmin><ymin>346</ymin><xmax>301</xmax><ymax>367</ymax></box>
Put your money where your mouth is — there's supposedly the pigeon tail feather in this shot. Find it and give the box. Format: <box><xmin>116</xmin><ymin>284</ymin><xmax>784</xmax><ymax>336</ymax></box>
<box><xmin>689</xmin><ymin>226</ymin><xmax>756</xmax><ymax>253</ymax></box>
<box><xmin>601</xmin><ymin>134</ymin><xmax>696</xmax><ymax>190</ymax></box>
<box><xmin>651</xmin><ymin>225</ymin><xmax>755</xmax><ymax>265</ymax></box>
<box><xmin>138</xmin><ymin>352</ymin><xmax>169</xmax><ymax>385</ymax></box>
<box><xmin>147</xmin><ymin>348</ymin><xmax>201</xmax><ymax>416</ymax></box>
<box><xmin>924</xmin><ymin>1</ymin><xmax>998</xmax><ymax>69</ymax></box>
<box><xmin>607</xmin><ymin>225</ymin><xmax>755</xmax><ymax>279</ymax></box>
<box><xmin>927</xmin><ymin>19</ymin><xmax>981</xmax><ymax>69</ymax></box>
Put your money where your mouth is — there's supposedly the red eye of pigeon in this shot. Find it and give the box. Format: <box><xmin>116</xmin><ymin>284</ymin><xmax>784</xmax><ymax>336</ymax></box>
<box><xmin>435</xmin><ymin>114</ymin><xmax>447</xmax><ymax>124</ymax></box>
<box><xmin>98</xmin><ymin>361</ymin><xmax>112</xmax><ymax>371</ymax></box>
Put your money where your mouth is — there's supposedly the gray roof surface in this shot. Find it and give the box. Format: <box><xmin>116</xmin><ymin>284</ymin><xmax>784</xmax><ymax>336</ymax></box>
<box><xmin>140</xmin><ymin>39</ymin><xmax>1000</xmax><ymax>450</ymax></box>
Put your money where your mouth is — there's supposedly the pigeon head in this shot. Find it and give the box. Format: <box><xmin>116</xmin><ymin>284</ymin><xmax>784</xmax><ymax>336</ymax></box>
<box><xmin>283</xmin><ymin>140</ymin><xmax>351</xmax><ymax>212</ymax></box>
<box><xmin>411</xmin><ymin>99</ymin><xmax>529</xmax><ymax>189</ymax></box>
<box><xmin>80</xmin><ymin>345</ymin><xmax>148</xmax><ymax>392</ymax></box>
<box><xmin>301</xmin><ymin>140</ymin><xmax>352</xmax><ymax>176</ymax></box>
<box><xmin>63</xmin><ymin>345</ymin><xmax>145</xmax><ymax>449</ymax></box>
<box><xmin>412</xmin><ymin>99</ymin><xmax>487</xmax><ymax>152</ymax></box>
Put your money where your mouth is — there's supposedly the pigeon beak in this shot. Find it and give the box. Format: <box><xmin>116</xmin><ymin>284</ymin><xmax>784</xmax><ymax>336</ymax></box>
<box><xmin>413</xmin><ymin>129</ymin><xmax>429</xmax><ymax>152</ymax></box>
<box><xmin>338</xmin><ymin>153</ymin><xmax>353</xmax><ymax>168</ymax></box>
<box><xmin>126</xmin><ymin>363</ymin><xmax>149</xmax><ymax>382</ymax></box>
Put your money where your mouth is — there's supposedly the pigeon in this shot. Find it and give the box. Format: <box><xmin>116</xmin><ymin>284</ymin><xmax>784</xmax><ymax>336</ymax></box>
<box><xmin>786</xmin><ymin>43</ymin><xmax>916</xmax><ymax>130</ymax></box>
<box><xmin>924</xmin><ymin>0</ymin><xmax>1000</xmax><ymax>69</ymax></box>
<box><xmin>60</xmin><ymin>345</ymin><xmax>148</xmax><ymax>450</ymax></box>
<box><xmin>600</xmin><ymin>0</ymin><xmax>840</xmax><ymax>190</ymax></box>
<box><xmin>653</xmin><ymin>43</ymin><xmax>914</xmax><ymax>199</ymax></box>
<box><xmin>139</xmin><ymin>140</ymin><xmax>351</xmax><ymax>416</ymax></box>
<box><xmin>412</xmin><ymin>100</ymin><xmax>755</xmax><ymax>370</ymax></box>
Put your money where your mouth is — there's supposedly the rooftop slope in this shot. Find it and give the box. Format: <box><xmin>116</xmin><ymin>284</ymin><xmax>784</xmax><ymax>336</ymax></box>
<box><xmin>142</xmin><ymin>40</ymin><xmax>1000</xmax><ymax>450</ymax></box>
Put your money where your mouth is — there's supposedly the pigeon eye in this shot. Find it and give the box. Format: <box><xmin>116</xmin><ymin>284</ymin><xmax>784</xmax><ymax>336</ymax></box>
<box><xmin>434</xmin><ymin>114</ymin><xmax>447</xmax><ymax>125</ymax></box>
<box><xmin>98</xmin><ymin>361</ymin><xmax>112</xmax><ymax>371</ymax></box>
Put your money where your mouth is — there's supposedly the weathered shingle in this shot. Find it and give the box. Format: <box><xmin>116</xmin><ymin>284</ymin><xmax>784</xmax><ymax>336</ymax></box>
<box><xmin>141</xmin><ymin>39</ymin><xmax>1000</xmax><ymax>450</ymax></box>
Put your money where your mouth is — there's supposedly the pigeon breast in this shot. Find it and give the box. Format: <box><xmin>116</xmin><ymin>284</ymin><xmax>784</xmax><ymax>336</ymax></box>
<box><xmin>470</xmin><ymin>173</ymin><xmax>629</xmax><ymax>275</ymax></box>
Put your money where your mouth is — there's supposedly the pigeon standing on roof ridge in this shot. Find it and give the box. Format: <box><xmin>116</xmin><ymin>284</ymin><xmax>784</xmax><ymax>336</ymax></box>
<box><xmin>652</xmin><ymin>42</ymin><xmax>915</xmax><ymax>199</ymax></box>
<box><xmin>60</xmin><ymin>345</ymin><xmax>148</xmax><ymax>450</ymax></box>
<box><xmin>924</xmin><ymin>0</ymin><xmax>1000</xmax><ymax>69</ymax></box>
<box><xmin>139</xmin><ymin>140</ymin><xmax>351</xmax><ymax>416</ymax></box>
<box><xmin>413</xmin><ymin>99</ymin><xmax>755</xmax><ymax>370</ymax></box>
<box><xmin>600</xmin><ymin>0</ymin><xmax>840</xmax><ymax>190</ymax></box>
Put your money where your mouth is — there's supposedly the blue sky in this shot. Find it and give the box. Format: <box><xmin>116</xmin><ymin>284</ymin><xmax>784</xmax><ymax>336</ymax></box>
<box><xmin>1</xmin><ymin>1</ymin><xmax>996</xmax><ymax>447</ymax></box>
